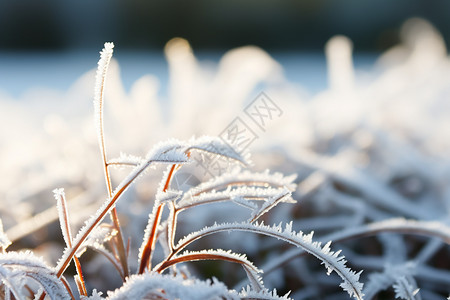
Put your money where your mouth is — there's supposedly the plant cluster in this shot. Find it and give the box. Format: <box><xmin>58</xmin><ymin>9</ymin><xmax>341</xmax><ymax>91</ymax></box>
<box><xmin>1</xmin><ymin>20</ymin><xmax>450</xmax><ymax>299</ymax></box>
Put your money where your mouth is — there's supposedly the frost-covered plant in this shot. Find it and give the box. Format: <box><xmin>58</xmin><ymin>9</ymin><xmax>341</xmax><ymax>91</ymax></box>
<box><xmin>2</xmin><ymin>18</ymin><xmax>450</xmax><ymax>299</ymax></box>
<box><xmin>0</xmin><ymin>43</ymin><xmax>367</xmax><ymax>299</ymax></box>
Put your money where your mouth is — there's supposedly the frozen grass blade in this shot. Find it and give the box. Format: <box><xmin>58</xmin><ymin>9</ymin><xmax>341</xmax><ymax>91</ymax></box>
<box><xmin>185</xmin><ymin>169</ymin><xmax>297</xmax><ymax>197</ymax></box>
<box><xmin>54</xmin><ymin>189</ymin><xmax>73</xmax><ymax>247</ymax></box>
<box><xmin>154</xmin><ymin>249</ymin><xmax>262</xmax><ymax>286</ymax></box>
<box><xmin>138</xmin><ymin>163</ymin><xmax>183</xmax><ymax>274</ymax></box>
<box><xmin>94</xmin><ymin>41</ymin><xmax>114</xmax><ymax>172</ymax></box>
<box><xmin>173</xmin><ymin>221</ymin><xmax>364</xmax><ymax>299</ymax></box>
<box><xmin>53</xmin><ymin>188</ymin><xmax>87</xmax><ymax>296</ymax></box>
<box><xmin>93</xmin><ymin>42</ymin><xmax>130</xmax><ymax>279</ymax></box>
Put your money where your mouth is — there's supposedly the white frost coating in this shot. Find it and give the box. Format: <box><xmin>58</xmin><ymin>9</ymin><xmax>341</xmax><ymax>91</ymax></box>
<box><xmin>178</xmin><ymin>186</ymin><xmax>293</xmax><ymax>211</ymax></box>
<box><xmin>186</xmin><ymin>136</ymin><xmax>251</xmax><ymax>166</ymax></box>
<box><xmin>83</xmin><ymin>289</ymin><xmax>104</xmax><ymax>300</ymax></box>
<box><xmin>26</xmin><ymin>270</ymin><xmax>70</xmax><ymax>300</ymax></box>
<box><xmin>393</xmin><ymin>277</ymin><xmax>420</xmax><ymax>300</ymax></box>
<box><xmin>232</xmin><ymin>196</ymin><xmax>258</xmax><ymax>210</ymax></box>
<box><xmin>108</xmin><ymin>153</ymin><xmax>144</xmax><ymax>167</ymax></box>
<box><xmin>52</xmin><ymin>187</ymin><xmax>65</xmax><ymax>201</ymax></box>
<box><xmin>243</xmin><ymin>264</ymin><xmax>265</xmax><ymax>292</ymax></box>
<box><xmin>76</xmin><ymin>225</ymin><xmax>117</xmax><ymax>257</ymax></box>
<box><xmin>0</xmin><ymin>219</ymin><xmax>11</xmax><ymax>250</ymax></box>
<box><xmin>107</xmin><ymin>273</ymin><xmax>237</xmax><ymax>300</ymax></box>
<box><xmin>175</xmin><ymin>221</ymin><xmax>364</xmax><ymax>299</ymax></box>
<box><xmin>53</xmin><ymin>188</ymin><xmax>72</xmax><ymax>248</ymax></box>
<box><xmin>0</xmin><ymin>251</ymin><xmax>51</xmax><ymax>270</ymax></box>
<box><xmin>239</xmin><ymin>285</ymin><xmax>293</xmax><ymax>300</ymax></box>
<box><xmin>156</xmin><ymin>189</ymin><xmax>183</xmax><ymax>204</ymax></box>
<box><xmin>186</xmin><ymin>168</ymin><xmax>297</xmax><ymax>197</ymax></box>
<box><xmin>93</xmin><ymin>42</ymin><xmax>114</xmax><ymax>143</ymax></box>
<box><xmin>363</xmin><ymin>262</ymin><xmax>416</xmax><ymax>299</ymax></box>
<box><xmin>0</xmin><ymin>251</ymin><xmax>70</xmax><ymax>299</ymax></box>
<box><xmin>0</xmin><ymin>264</ymin><xmax>25</xmax><ymax>300</ymax></box>
<box><xmin>138</xmin><ymin>200</ymin><xmax>163</xmax><ymax>262</ymax></box>
<box><xmin>144</xmin><ymin>139</ymin><xmax>189</xmax><ymax>163</ymax></box>
<box><xmin>156</xmin><ymin>164</ymin><xmax>175</xmax><ymax>193</ymax></box>
<box><xmin>249</xmin><ymin>187</ymin><xmax>293</xmax><ymax>222</ymax></box>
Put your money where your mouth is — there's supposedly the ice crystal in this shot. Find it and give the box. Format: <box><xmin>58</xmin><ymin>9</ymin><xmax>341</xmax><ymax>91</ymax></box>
<box><xmin>239</xmin><ymin>285</ymin><xmax>293</xmax><ymax>300</ymax></box>
<box><xmin>393</xmin><ymin>276</ymin><xmax>420</xmax><ymax>300</ymax></box>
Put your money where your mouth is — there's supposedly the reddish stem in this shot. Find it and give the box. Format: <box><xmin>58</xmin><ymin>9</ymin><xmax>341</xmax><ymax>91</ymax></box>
<box><xmin>74</xmin><ymin>258</ymin><xmax>87</xmax><ymax>296</ymax></box>
<box><xmin>138</xmin><ymin>163</ymin><xmax>180</xmax><ymax>274</ymax></box>
<box><xmin>138</xmin><ymin>203</ymin><xmax>165</xmax><ymax>274</ymax></box>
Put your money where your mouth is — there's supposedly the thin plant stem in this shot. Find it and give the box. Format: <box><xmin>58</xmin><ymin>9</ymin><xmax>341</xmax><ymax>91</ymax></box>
<box><xmin>138</xmin><ymin>163</ymin><xmax>179</xmax><ymax>274</ymax></box>
<box><xmin>96</xmin><ymin>64</ymin><xmax>129</xmax><ymax>279</ymax></box>
<box><xmin>55</xmin><ymin>190</ymin><xmax>87</xmax><ymax>297</ymax></box>
<box><xmin>138</xmin><ymin>203</ymin><xmax>165</xmax><ymax>274</ymax></box>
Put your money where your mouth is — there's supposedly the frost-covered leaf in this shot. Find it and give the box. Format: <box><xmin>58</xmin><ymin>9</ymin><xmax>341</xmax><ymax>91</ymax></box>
<box><xmin>175</xmin><ymin>221</ymin><xmax>364</xmax><ymax>299</ymax></box>
<box><xmin>155</xmin><ymin>249</ymin><xmax>262</xmax><ymax>290</ymax></box>
<box><xmin>178</xmin><ymin>185</ymin><xmax>294</xmax><ymax>223</ymax></box>
<box><xmin>186</xmin><ymin>136</ymin><xmax>251</xmax><ymax>166</ymax></box>
<box><xmin>239</xmin><ymin>285</ymin><xmax>293</xmax><ymax>300</ymax></box>
<box><xmin>186</xmin><ymin>169</ymin><xmax>297</xmax><ymax>197</ymax></box>
<box><xmin>178</xmin><ymin>186</ymin><xmax>292</xmax><ymax>212</ymax></box>
<box><xmin>0</xmin><ymin>251</ymin><xmax>71</xmax><ymax>299</ymax></box>
<box><xmin>145</xmin><ymin>139</ymin><xmax>189</xmax><ymax>164</ymax></box>
<box><xmin>393</xmin><ymin>276</ymin><xmax>420</xmax><ymax>300</ymax></box>
<box><xmin>107</xmin><ymin>273</ymin><xmax>238</xmax><ymax>300</ymax></box>
<box><xmin>54</xmin><ymin>188</ymin><xmax>73</xmax><ymax>248</ymax></box>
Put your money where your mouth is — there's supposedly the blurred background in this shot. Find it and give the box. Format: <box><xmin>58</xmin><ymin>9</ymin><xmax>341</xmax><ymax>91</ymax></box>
<box><xmin>1</xmin><ymin>0</ymin><xmax>450</xmax><ymax>52</ymax></box>
<box><xmin>1</xmin><ymin>0</ymin><xmax>450</xmax><ymax>96</ymax></box>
